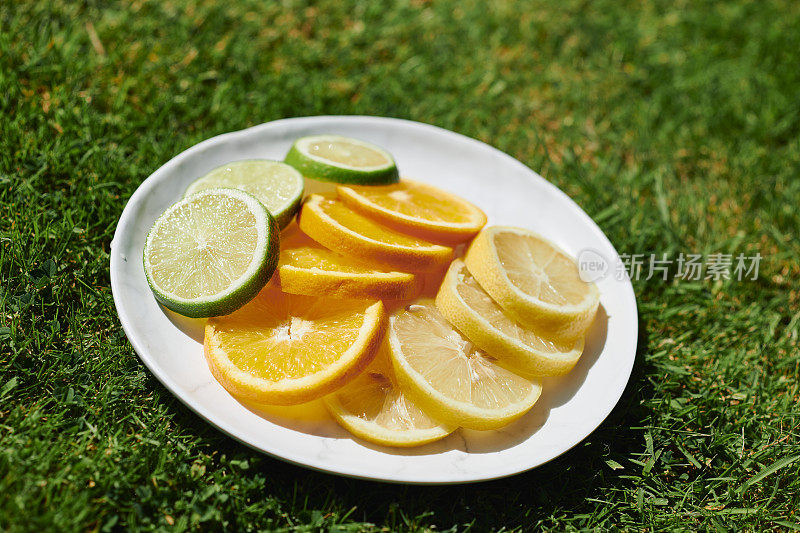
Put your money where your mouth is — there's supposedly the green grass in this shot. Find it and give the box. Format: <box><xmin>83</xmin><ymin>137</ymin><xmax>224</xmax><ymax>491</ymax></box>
<box><xmin>2</xmin><ymin>0</ymin><xmax>799</xmax><ymax>530</ymax></box>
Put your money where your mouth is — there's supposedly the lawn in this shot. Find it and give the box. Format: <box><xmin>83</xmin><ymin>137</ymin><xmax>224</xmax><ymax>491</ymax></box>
<box><xmin>2</xmin><ymin>0</ymin><xmax>800</xmax><ymax>530</ymax></box>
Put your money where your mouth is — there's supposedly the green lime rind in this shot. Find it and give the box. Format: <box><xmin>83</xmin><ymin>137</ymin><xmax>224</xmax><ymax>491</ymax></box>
<box><xmin>143</xmin><ymin>188</ymin><xmax>280</xmax><ymax>318</ymax></box>
<box><xmin>284</xmin><ymin>135</ymin><xmax>399</xmax><ymax>185</ymax></box>
<box><xmin>183</xmin><ymin>159</ymin><xmax>303</xmax><ymax>230</ymax></box>
<box><xmin>272</xmin><ymin>191</ymin><xmax>302</xmax><ymax>229</ymax></box>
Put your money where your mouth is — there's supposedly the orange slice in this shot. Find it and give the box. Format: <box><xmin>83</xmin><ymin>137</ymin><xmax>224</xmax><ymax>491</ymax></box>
<box><xmin>275</xmin><ymin>228</ymin><xmax>422</xmax><ymax>300</ymax></box>
<box><xmin>204</xmin><ymin>285</ymin><xmax>386</xmax><ymax>405</ymax></box>
<box><xmin>297</xmin><ymin>194</ymin><xmax>452</xmax><ymax>272</ymax></box>
<box><xmin>337</xmin><ymin>179</ymin><xmax>487</xmax><ymax>244</ymax></box>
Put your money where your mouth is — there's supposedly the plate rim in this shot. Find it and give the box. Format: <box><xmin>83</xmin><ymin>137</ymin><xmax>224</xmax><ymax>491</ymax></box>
<box><xmin>110</xmin><ymin>115</ymin><xmax>638</xmax><ymax>484</ymax></box>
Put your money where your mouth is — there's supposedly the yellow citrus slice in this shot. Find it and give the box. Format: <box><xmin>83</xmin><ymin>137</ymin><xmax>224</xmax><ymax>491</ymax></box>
<box><xmin>436</xmin><ymin>259</ymin><xmax>584</xmax><ymax>378</ymax></box>
<box><xmin>204</xmin><ymin>285</ymin><xmax>386</xmax><ymax>405</ymax></box>
<box><xmin>388</xmin><ymin>300</ymin><xmax>542</xmax><ymax>430</ymax></box>
<box><xmin>323</xmin><ymin>342</ymin><xmax>455</xmax><ymax>447</ymax></box>
<box><xmin>336</xmin><ymin>179</ymin><xmax>487</xmax><ymax>244</ymax></box>
<box><xmin>464</xmin><ymin>226</ymin><xmax>599</xmax><ymax>341</ymax></box>
<box><xmin>297</xmin><ymin>194</ymin><xmax>452</xmax><ymax>272</ymax></box>
<box><xmin>420</xmin><ymin>265</ymin><xmax>449</xmax><ymax>298</ymax></box>
<box><xmin>275</xmin><ymin>228</ymin><xmax>422</xmax><ymax>300</ymax></box>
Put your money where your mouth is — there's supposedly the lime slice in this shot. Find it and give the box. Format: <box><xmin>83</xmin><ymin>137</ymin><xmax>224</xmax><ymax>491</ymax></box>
<box><xmin>143</xmin><ymin>188</ymin><xmax>279</xmax><ymax>318</ymax></box>
<box><xmin>184</xmin><ymin>160</ymin><xmax>303</xmax><ymax>229</ymax></box>
<box><xmin>284</xmin><ymin>134</ymin><xmax>399</xmax><ymax>185</ymax></box>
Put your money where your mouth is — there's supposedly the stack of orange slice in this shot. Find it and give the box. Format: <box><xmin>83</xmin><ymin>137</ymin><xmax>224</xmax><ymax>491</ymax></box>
<box><xmin>201</xmin><ymin>135</ymin><xmax>600</xmax><ymax>448</ymax></box>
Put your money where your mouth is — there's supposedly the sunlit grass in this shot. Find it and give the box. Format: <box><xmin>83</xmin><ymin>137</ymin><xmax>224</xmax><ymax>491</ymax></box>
<box><xmin>1</xmin><ymin>0</ymin><xmax>799</xmax><ymax>530</ymax></box>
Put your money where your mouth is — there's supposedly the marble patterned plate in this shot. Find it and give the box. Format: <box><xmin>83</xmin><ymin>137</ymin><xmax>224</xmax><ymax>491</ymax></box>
<box><xmin>110</xmin><ymin>116</ymin><xmax>638</xmax><ymax>484</ymax></box>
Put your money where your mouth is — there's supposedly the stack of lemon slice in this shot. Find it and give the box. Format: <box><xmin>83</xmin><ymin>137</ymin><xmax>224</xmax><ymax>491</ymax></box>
<box><xmin>162</xmin><ymin>134</ymin><xmax>600</xmax><ymax>448</ymax></box>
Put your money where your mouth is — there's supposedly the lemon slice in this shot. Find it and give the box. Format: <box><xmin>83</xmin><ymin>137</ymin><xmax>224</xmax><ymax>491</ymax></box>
<box><xmin>276</xmin><ymin>228</ymin><xmax>422</xmax><ymax>300</ymax></box>
<box><xmin>204</xmin><ymin>285</ymin><xmax>386</xmax><ymax>405</ymax></box>
<box><xmin>464</xmin><ymin>226</ymin><xmax>600</xmax><ymax>341</ymax></box>
<box><xmin>324</xmin><ymin>343</ymin><xmax>455</xmax><ymax>447</ymax></box>
<box><xmin>298</xmin><ymin>194</ymin><xmax>452</xmax><ymax>272</ymax></box>
<box><xmin>285</xmin><ymin>134</ymin><xmax>399</xmax><ymax>185</ymax></box>
<box><xmin>143</xmin><ymin>188</ymin><xmax>279</xmax><ymax>318</ymax></box>
<box><xmin>388</xmin><ymin>300</ymin><xmax>542</xmax><ymax>430</ymax></box>
<box><xmin>337</xmin><ymin>179</ymin><xmax>487</xmax><ymax>244</ymax></box>
<box><xmin>436</xmin><ymin>259</ymin><xmax>584</xmax><ymax>377</ymax></box>
<box><xmin>184</xmin><ymin>160</ymin><xmax>304</xmax><ymax>229</ymax></box>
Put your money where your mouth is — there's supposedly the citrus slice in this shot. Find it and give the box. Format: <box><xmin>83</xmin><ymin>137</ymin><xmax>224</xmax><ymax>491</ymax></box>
<box><xmin>276</xmin><ymin>229</ymin><xmax>423</xmax><ymax>300</ymax></box>
<box><xmin>184</xmin><ymin>160</ymin><xmax>304</xmax><ymax>229</ymax></box>
<box><xmin>337</xmin><ymin>179</ymin><xmax>487</xmax><ymax>244</ymax></box>
<box><xmin>388</xmin><ymin>300</ymin><xmax>542</xmax><ymax>430</ymax></box>
<box><xmin>324</xmin><ymin>342</ymin><xmax>455</xmax><ymax>447</ymax></box>
<box><xmin>464</xmin><ymin>226</ymin><xmax>600</xmax><ymax>341</ymax></box>
<box><xmin>436</xmin><ymin>259</ymin><xmax>584</xmax><ymax>378</ymax></box>
<box><xmin>204</xmin><ymin>285</ymin><xmax>386</xmax><ymax>405</ymax></box>
<box><xmin>143</xmin><ymin>188</ymin><xmax>279</xmax><ymax>318</ymax></box>
<box><xmin>285</xmin><ymin>134</ymin><xmax>399</xmax><ymax>185</ymax></box>
<box><xmin>298</xmin><ymin>194</ymin><xmax>452</xmax><ymax>272</ymax></box>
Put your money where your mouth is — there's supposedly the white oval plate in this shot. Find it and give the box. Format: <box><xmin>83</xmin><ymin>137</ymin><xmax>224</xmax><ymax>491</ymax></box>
<box><xmin>110</xmin><ymin>116</ymin><xmax>637</xmax><ymax>484</ymax></box>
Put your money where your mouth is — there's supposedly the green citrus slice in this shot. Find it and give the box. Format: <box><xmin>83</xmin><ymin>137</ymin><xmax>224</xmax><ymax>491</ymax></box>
<box><xmin>184</xmin><ymin>160</ymin><xmax>303</xmax><ymax>229</ymax></box>
<box><xmin>143</xmin><ymin>188</ymin><xmax>279</xmax><ymax>318</ymax></box>
<box><xmin>284</xmin><ymin>134</ymin><xmax>399</xmax><ymax>184</ymax></box>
